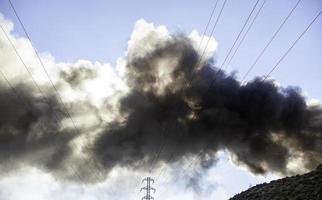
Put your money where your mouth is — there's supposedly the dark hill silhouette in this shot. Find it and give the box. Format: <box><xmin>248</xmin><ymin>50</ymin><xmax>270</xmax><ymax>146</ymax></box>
<box><xmin>230</xmin><ymin>165</ymin><xmax>322</xmax><ymax>200</ymax></box>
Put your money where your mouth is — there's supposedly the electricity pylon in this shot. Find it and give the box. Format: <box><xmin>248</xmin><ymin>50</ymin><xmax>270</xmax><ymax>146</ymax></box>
<box><xmin>140</xmin><ymin>177</ymin><xmax>156</xmax><ymax>200</ymax></box>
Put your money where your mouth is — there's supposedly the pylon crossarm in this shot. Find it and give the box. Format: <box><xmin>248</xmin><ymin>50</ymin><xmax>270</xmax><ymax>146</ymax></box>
<box><xmin>140</xmin><ymin>177</ymin><xmax>155</xmax><ymax>200</ymax></box>
<box><xmin>142</xmin><ymin>177</ymin><xmax>154</xmax><ymax>183</ymax></box>
<box><xmin>142</xmin><ymin>196</ymin><xmax>154</xmax><ymax>200</ymax></box>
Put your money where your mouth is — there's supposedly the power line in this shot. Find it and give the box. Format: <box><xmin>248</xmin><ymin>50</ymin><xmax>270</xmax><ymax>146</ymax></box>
<box><xmin>198</xmin><ymin>0</ymin><xmax>229</xmax><ymax>68</ymax></box>
<box><xmin>149</xmin><ymin>0</ymin><xmax>231</xmax><ymax>177</ymax></box>
<box><xmin>219</xmin><ymin>0</ymin><xmax>261</xmax><ymax>70</ymax></box>
<box><xmin>0</xmin><ymin>24</ymin><xmax>85</xmax><ymax>180</ymax></box>
<box><xmin>0</xmin><ymin>70</ymin><xmax>31</xmax><ymax>109</ymax></box>
<box><xmin>0</xmin><ymin>68</ymin><xmax>58</xmax><ymax>131</ymax></box>
<box><xmin>148</xmin><ymin>0</ymin><xmax>230</xmax><ymax>175</ymax></box>
<box><xmin>155</xmin><ymin>0</ymin><xmax>262</xmax><ymax>185</ymax></box>
<box><xmin>154</xmin><ymin>0</ymin><xmax>266</xmax><ymax>187</ymax></box>
<box><xmin>241</xmin><ymin>0</ymin><xmax>302</xmax><ymax>83</ymax></box>
<box><xmin>5</xmin><ymin>3</ymin><xmax>130</xmax><ymax>195</ymax></box>
<box><xmin>158</xmin><ymin>9</ymin><xmax>321</xmax><ymax>196</ymax></box>
<box><xmin>7</xmin><ymin>0</ymin><xmax>77</xmax><ymax>129</ymax></box>
<box><xmin>0</xmin><ymin>25</ymin><xmax>42</xmax><ymax>97</ymax></box>
<box><xmin>224</xmin><ymin>0</ymin><xmax>267</xmax><ymax>69</ymax></box>
<box><xmin>0</xmin><ymin>23</ymin><xmax>61</xmax><ymax>124</ymax></box>
<box><xmin>262</xmin><ymin>10</ymin><xmax>322</xmax><ymax>81</ymax></box>
<box><xmin>0</xmin><ymin>69</ymin><xmax>59</xmax><ymax>148</ymax></box>
<box><xmin>5</xmin><ymin>0</ymin><xmax>103</xmax><ymax>182</ymax></box>
<box><xmin>0</xmin><ymin>68</ymin><xmax>92</xmax><ymax>185</ymax></box>
<box><xmin>196</xmin><ymin>0</ymin><xmax>220</xmax><ymax>52</ymax></box>
<box><xmin>202</xmin><ymin>0</ymin><xmax>263</xmax><ymax>97</ymax></box>
<box><xmin>156</xmin><ymin>0</ymin><xmax>317</xmax><ymax>193</ymax></box>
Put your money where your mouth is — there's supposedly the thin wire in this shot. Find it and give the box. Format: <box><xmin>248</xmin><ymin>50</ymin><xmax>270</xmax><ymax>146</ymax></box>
<box><xmin>148</xmin><ymin>121</ymin><xmax>168</xmax><ymax>173</ymax></box>
<box><xmin>225</xmin><ymin>0</ymin><xmax>267</xmax><ymax>69</ymax></box>
<box><xmin>0</xmin><ymin>25</ymin><xmax>42</xmax><ymax>97</ymax></box>
<box><xmin>9</xmin><ymin>1</ymin><xmax>122</xmax><ymax>191</ymax></box>
<box><xmin>263</xmin><ymin>11</ymin><xmax>321</xmax><ymax>81</ymax></box>
<box><xmin>0</xmin><ymin>23</ymin><xmax>86</xmax><ymax>181</ymax></box>
<box><xmin>196</xmin><ymin>0</ymin><xmax>220</xmax><ymax>52</ymax></box>
<box><xmin>157</xmin><ymin>0</ymin><xmax>311</xmax><ymax>192</ymax></box>
<box><xmin>7</xmin><ymin>0</ymin><xmax>77</xmax><ymax>129</ymax></box>
<box><xmin>156</xmin><ymin>0</ymin><xmax>261</xmax><ymax>184</ymax></box>
<box><xmin>0</xmin><ymin>24</ymin><xmax>61</xmax><ymax>124</ymax></box>
<box><xmin>199</xmin><ymin>0</ymin><xmax>263</xmax><ymax>98</ymax></box>
<box><xmin>198</xmin><ymin>0</ymin><xmax>229</xmax><ymax>67</ymax></box>
<box><xmin>6</xmin><ymin>0</ymin><xmax>103</xmax><ymax>182</ymax></box>
<box><xmin>0</xmin><ymin>69</ymin><xmax>91</xmax><ymax>185</ymax></box>
<box><xmin>219</xmin><ymin>0</ymin><xmax>261</xmax><ymax>70</ymax></box>
<box><xmin>0</xmin><ymin>70</ymin><xmax>31</xmax><ymax>109</ymax></box>
<box><xmin>149</xmin><ymin>0</ymin><xmax>229</xmax><ymax>174</ymax></box>
<box><xmin>241</xmin><ymin>0</ymin><xmax>302</xmax><ymax>83</ymax></box>
<box><xmin>0</xmin><ymin>69</ymin><xmax>67</xmax><ymax>152</ymax></box>
<box><xmin>149</xmin><ymin>0</ymin><xmax>227</xmax><ymax>176</ymax></box>
<box><xmin>0</xmin><ymin>68</ymin><xmax>55</xmax><ymax>129</ymax></box>
<box><xmin>5</xmin><ymin>2</ymin><xmax>129</xmax><ymax>194</ymax></box>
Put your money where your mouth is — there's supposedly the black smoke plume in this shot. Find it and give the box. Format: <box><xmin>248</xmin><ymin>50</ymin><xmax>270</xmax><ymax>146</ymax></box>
<box><xmin>91</xmin><ymin>36</ymin><xmax>322</xmax><ymax>176</ymax></box>
<box><xmin>0</xmin><ymin>83</ymin><xmax>78</xmax><ymax>176</ymax></box>
<box><xmin>1</xmin><ymin>35</ymin><xmax>322</xmax><ymax>182</ymax></box>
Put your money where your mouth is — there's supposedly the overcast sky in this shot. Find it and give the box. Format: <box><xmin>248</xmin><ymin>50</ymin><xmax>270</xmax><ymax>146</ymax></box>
<box><xmin>0</xmin><ymin>0</ymin><xmax>322</xmax><ymax>199</ymax></box>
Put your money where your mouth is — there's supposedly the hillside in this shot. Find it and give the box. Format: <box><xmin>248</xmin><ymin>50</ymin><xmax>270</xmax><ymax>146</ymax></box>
<box><xmin>230</xmin><ymin>165</ymin><xmax>322</xmax><ymax>200</ymax></box>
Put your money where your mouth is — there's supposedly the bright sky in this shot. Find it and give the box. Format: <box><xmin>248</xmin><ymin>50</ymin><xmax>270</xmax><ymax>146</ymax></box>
<box><xmin>0</xmin><ymin>0</ymin><xmax>322</xmax><ymax>199</ymax></box>
<box><xmin>1</xmin><ymin>0</ymin><xmax>322</xmax><ymax>95</ymax></box>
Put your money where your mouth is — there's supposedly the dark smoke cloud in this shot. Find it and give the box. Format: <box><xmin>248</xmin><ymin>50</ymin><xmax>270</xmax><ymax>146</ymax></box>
<box><xmin>0</xmin><ymin>83</ymin><xmax>78</xmax><ymax>177</ymax></box>
<box><xmin>1</xmin><ymin>34</ymin><xmax>322</xmax><ymax>183</ymax></box>
<box><xmin>90</xmin><ymin>36</ymin><xmax>322</xmax><ymax>176</ymax></box>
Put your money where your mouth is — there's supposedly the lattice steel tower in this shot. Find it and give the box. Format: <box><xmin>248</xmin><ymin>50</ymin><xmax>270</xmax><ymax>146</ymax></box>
<box><xmin>140</xmin><ymin>177</ymin><xmax>156</xmax><ymax>200</ymax></box>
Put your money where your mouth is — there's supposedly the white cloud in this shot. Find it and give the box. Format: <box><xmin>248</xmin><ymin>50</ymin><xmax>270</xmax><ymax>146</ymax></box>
<box><xmin>127</xmin><ymin>19</ymin><xmax>171</xmax><ymax>59</ymax></box>
<box><xmin>189</xmin><ymin>29</ymin><xmax>218</xmax><ymax>62</ymax></box>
